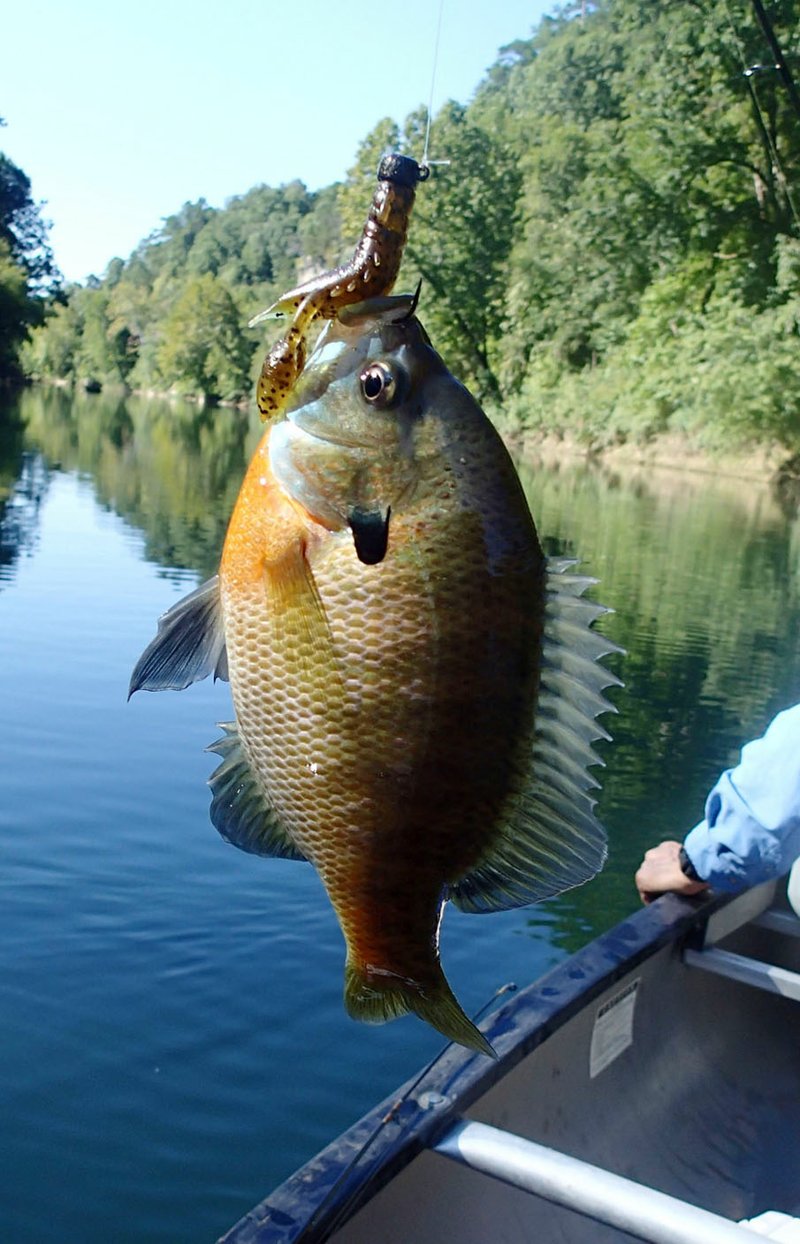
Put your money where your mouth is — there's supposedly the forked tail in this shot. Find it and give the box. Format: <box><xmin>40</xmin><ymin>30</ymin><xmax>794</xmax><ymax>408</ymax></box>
<box><xmin>344</xmin><ymin>959</ymin><xmax>496</xmax><ymax>1059</ymax></box>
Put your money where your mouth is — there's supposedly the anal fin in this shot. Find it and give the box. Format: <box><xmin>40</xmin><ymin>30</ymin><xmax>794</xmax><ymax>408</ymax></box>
<box><xmin>207</xmin><ymin>722</ymin><xmax>306</xmax><ymax>861</ymax></box>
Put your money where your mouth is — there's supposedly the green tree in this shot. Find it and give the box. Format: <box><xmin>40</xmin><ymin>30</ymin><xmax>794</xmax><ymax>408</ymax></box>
<box><xmin>297</xmin><ymin>183</ymin><xmax>343</xmax><ymax>272</ymax></box>
<box><xmin>0</xmin><ymin>145</ymin><xmax>59</xmax><ymax>376</ymax></box>
<box><xmin>337</xmin><ymin>118</ymin><xmax>401</xmax><ymax>245</ymax></box>
<box><xmin>17</xmin><ymin>0</ymin><xmax>800</xmax><ymax>459</ymax></box>
<box><xmin>0</xmin><ymin>240</ymin><xmax>34</xmax><ymax>375</ymax></box>
<box><xmin>472</xmin><ymin>0</ymin><xmax>800</xmax><ymax>443</ymax></box>
<box><xmin>157</xmin><ymin>274</ymin><xmax>251</xmax><ymax>400</ymax></box>
<box><xmin>142</xmin><ymin>200</ymin><xmax>216</xmax><ymax>281</ymax></box>
<box><xmin>0</xmin><ymin>152</ymin><xmax>57</xmax><ymax>289</ymax></box>
<box><xmin>400</xmin><ymin>102</ymin><xmax>522</xmax><ymax>405</ymax></box>
<box><xmin>73</xmin><ymin>285</ymin><xmax>135</xmax><ymax>386</ymax></box>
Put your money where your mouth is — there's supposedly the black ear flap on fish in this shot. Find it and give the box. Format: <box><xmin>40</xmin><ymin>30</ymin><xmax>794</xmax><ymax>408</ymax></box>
<box><xmin>348</xmin><ymin>507</ymin><xmax>391</xmax><ymax>565</ymax></box>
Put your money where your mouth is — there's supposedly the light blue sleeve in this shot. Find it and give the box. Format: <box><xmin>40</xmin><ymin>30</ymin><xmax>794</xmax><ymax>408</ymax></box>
<box><xmin>683</xmin><ymin>704</ymin><xmax>800</xmax><ymax>891</ymax></box>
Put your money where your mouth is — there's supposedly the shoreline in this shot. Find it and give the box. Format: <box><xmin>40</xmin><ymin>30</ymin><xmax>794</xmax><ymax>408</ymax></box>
<box><xmin>509</xmin><ymin>430</ymin><xmax>791</xmax><ymax>485</ymax></box>
<box><xmin>12</xmin><ymin>378</ymin><xmax>799</xmax><ymax>492</ymax></box>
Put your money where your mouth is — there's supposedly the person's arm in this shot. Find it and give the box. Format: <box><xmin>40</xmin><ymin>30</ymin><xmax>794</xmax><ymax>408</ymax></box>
<box><xmin>635</xmin><ymin>705</ymin><xmax>800</xmax><ymax>903</ymax></box>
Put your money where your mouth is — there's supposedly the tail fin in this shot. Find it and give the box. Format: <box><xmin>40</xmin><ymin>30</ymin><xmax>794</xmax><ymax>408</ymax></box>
<box><xmin>344</xmin><ymin>961</ymin><xmax>496</xmax><ymax>1059</ymax></box>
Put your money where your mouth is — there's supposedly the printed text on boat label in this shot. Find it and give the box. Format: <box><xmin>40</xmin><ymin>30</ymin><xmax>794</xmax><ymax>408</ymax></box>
<box><xmin>590</xmin><ymin>979</ymin><xmax>640</xmax><ymax>1078</ymax></box>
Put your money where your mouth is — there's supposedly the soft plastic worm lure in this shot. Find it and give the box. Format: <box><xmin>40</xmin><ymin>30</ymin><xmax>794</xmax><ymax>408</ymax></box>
<box><xmin>251</xmin><ymin>153</ymin><xmax>428</xmax><ymax>421</ymax></box>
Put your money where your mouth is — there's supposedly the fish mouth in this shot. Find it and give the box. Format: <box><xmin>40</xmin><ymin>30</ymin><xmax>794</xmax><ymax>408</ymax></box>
<box><xmin>286</xmin><ymin>408</ymin><xmax>380</xmax><ymax>452</ymax></box>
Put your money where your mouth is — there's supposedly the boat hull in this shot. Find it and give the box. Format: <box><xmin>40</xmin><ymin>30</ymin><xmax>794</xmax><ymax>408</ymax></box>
<box><xmin>219</xmin><ymin>883</ymin><xmax>800</xmax><ymax>1243</ymax></box>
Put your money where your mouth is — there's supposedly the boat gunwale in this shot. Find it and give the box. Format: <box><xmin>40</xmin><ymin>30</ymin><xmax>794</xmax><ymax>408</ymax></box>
<box><xmin>218</xmin><ymin>889</ymin><xmax>741</xmax><ymax>1244</ymax></box>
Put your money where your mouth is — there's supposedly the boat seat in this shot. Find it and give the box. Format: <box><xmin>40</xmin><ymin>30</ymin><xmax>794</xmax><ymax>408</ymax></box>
<box><xmin>683</xmin><ymin>947</ymin><xmax>800</xmax><ymax>1000</ymax></box>
<box><xmin>753</xmin><ymin>909</ymin><xmax>800</xmax><ymax>938</ymax></box>
<box><xmin>433</xmin><ymin>1119</ymin><xmax>770</xmax><ymax>1241</ymax></box>
<box><xmin>740</xmin><ymin>1212</ymin><xmax>800</xmax><ymax>1241</ymax></box>
<box><xmin>684</xmin><ymin>901</ymin><xmax>800</xmax><ymax>1000</ymax></box>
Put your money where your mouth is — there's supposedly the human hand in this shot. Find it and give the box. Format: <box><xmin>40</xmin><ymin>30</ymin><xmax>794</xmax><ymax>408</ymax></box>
<box><xmin>634</xmin><ymin>840</ymin><xmax>709</xmax><ymax>905</ymax></box>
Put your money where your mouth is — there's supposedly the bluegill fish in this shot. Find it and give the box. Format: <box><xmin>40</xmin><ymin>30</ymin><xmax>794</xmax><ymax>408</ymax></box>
<box><xmin>130</xmin><ymin>296</ymin><xmax>619</xmax><ymax>1057</ymax></box>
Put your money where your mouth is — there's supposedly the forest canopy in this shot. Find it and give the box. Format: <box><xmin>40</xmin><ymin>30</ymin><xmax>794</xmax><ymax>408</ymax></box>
<box><xmin>12</xmin><ymin>0</ymin><xmax>800</xmax><ymax>452</ymax></box>
<box><xmin>0</xmin><ymin>128</ymin><xmax>59</xmax><ymax>377</ymax></box>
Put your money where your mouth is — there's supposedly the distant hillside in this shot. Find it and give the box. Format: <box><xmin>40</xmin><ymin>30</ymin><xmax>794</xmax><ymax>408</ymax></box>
<box><xmin>20</xmin><ymin>0</ymin><xmax>800</xmax><ymax>455</ymax></box>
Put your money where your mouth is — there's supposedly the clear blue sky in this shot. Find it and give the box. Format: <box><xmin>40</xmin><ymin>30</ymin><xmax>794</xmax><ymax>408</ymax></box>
<box><xmin>3</xmin><ymin>1</ymin><xmax>551</xmax><ymax>285</ymax></box>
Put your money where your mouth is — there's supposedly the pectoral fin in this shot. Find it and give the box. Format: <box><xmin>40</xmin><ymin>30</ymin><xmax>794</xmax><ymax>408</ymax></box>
<box><xmin>264</xmin><ymin>538</ymin><xmax>347</xmax><ymax>706</ymax></box>
<box><xmin>348</xmin><ymin>506</ymin><xmax>391</xmax><ymax>566</ymax></box>
<box><xmin>129</xmin><ymin>576</ymin><xmax>228</xmax><ymax>697</ymax></box>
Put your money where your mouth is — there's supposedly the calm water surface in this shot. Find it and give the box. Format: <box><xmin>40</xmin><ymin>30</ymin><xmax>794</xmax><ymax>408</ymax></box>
<box><xmin>2</xmin><ymin>387</ymin><xmax>799</xmax><ymax>1242</ymax></box>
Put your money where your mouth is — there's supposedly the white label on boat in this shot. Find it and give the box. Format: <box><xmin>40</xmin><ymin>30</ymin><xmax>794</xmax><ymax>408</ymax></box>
<box><xmin>590</xmin><ymin>978</ymin><xmax>640</xmax><ymax>1078</ymax></box>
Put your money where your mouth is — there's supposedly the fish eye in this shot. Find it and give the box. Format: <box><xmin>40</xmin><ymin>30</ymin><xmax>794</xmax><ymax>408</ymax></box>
<box><xmin>359</xmin><ymin>362</ymin><xmax>403</xmax><ymax>408</ymax></box>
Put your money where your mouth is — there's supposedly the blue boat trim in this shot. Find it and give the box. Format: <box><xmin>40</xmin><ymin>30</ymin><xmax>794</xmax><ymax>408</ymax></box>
<box><xmin>217</xmin><ymin>890</ymin><xmax>729</xmax><ymax>1244</ymax></box>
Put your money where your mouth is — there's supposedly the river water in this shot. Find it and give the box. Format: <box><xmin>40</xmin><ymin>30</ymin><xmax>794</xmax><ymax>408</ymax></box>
<box><xmin>2</xmin><ymin>386</ymin><xmax>799</xmax><ymax>1243</ymax></box>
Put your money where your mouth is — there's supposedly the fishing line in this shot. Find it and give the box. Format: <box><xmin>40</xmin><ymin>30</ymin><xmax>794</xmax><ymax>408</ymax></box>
<box><xmin>750</xmin><ymin>0</ymin><xmax>800</xmax><ymax>126</ymax></box>
<box><xmin>295</xmin><ymin>980</ymin><xmax>516</xmax><ymax>1242</ymax></box>
<box><xmin>720</xmin><ymin>0</ymin><xmax>800</xmax><ymax>233</ymax></box>
<box><xmin>747</xmin><ymin>78</ymin><xmax>799</xmax><ymax>230</ymax></box>
<box><xmin>421</xmin><ymin>0</ymin><xmax>446</xmax><ymax>169</ymax></box>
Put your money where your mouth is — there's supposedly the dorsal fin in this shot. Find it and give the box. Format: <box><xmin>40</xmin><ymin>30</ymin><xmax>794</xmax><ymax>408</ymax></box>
<box><xmin>449</xmin><ymin>560</ymin><xmax>622</xmax><ymax>913</ymax></box>
<box><xmin>207</xmin><ymin>723</ymin><xmax>307</xmax><ymax>861</ymax></box>
<box><xmin>129</xmin><ymin>576</ymin><xmax>228</xmax><ymax>697</ymax></box>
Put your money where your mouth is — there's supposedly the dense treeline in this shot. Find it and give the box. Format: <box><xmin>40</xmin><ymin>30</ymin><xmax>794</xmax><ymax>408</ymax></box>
<box><xmin>0</xmin><ymin>118</ymin><xmax>59</xmax><ymax>378</ymax></box>
<box><xmin>14</xmin><ymin>0</ymin><xmax>800</xmax><ymax>450</ymax></box>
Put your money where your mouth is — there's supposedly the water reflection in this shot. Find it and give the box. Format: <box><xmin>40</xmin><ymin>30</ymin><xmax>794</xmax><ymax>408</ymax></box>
<box><xmin>0</xmin><ymin>406</ymin><xmax>50</xmax><ymax>583</ymax></box>
<box><xmin>3</xmin><ymin>388</ymin><xmax>800</xmax><ymax>1241</ymax></box>
<box><xmin>517</xmin><ymin>454</ymin><xmax>800</xmax><ymax>949</ymax></box>
<box><xmin>12</xmin><ymin>386</ymin><xmax>259</xmax><ymax>581</ymax></box>
<box><xmin>3</xmin><ymin>387</ymin><xmax>800</xmax><ymax>949</ymax></box>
